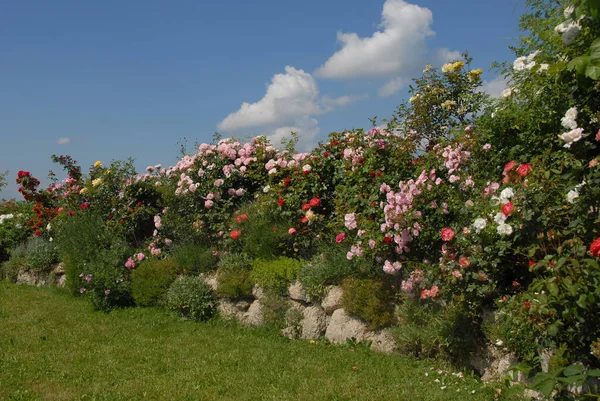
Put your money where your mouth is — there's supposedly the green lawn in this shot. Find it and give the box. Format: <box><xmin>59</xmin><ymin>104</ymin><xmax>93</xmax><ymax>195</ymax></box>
<box><xmin>0</xmin><ymin>282</ymin><xmax>519</xmax><ymax>401</ymax></box>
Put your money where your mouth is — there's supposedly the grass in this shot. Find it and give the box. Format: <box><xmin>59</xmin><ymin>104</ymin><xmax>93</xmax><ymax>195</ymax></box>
<box><xmin>0</xmin><ymin>282</ymin><xmax>521</xmax><ymax>401</ymax></box>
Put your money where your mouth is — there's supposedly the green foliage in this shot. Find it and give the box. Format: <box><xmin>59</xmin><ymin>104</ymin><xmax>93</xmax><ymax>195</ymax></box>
<box><xmin>250</xmin><ymin>257</ymin><xmax>303</xmax><ymax>292</ymax></box>
<box><xmin>298</xmin><ymin>247</ymin><xmax>371</xmax><ymax>299</ymax></box>
<box><xmin>0</xmin><ymin>257</ymin><xmax>26</xmax><ymax>282</ymax></box>
<box><xmin>0</xmin><ymin>201</ymin><xmax>32</xmax><ymax>263</ymax></box>
<box><xmin>166</xmin><ymin>276</ymin><xmax>217</xmax><ymax>321</ymax></box>
<box><xmin>172</xmin><ymin>243</ymin><xmax>217</xmax><ymax>274</ymax></box>
<box><xmin>131</xmin><ymin>259</ymin><xmax>177</xmax><ymax>307</ymax></box>
<box><xmin>22</xmin><ymin>236</ymin><xmax>59</xmax><ymax>273</ymax></box>
<box><xmin>393</xmin><ymin>300</ymin><xmax>476</xmax><ymax>363</ymax></box>
<box><xmin>340</xmin><ymin>277</ymin><xmax>395</xmax><ymax>330</ymax></box>
<box><xmin>215</xmin><ymin>267</ymin><xmax>252</xmax><ymax>299</ymax></box>
<box><xmin>259</xmin><ymin>288</ymin><xmax>290</xmax><ymax>328</ymax></box>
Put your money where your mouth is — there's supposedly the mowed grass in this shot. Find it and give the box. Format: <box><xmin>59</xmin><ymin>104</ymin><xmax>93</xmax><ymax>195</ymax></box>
<box><xmin>0</xmin><ymin>282</ymin><xmax>517</xmax><ymax>401</ymax></box>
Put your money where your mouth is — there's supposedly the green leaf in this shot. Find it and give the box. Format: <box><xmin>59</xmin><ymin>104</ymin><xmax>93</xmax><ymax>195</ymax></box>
<box><xmin>576</xmin><ymin>294</ymin><xmax>588</xmax><ymax>309</ymax></box>
<box><xmin>535</xmin><ymin>378</ymin><xmax>556</xmax><ymax>397</ymax></box>
<box><xmin>591</xmin><ymin>38</ymin><xmax>600</xmax><ymax>60</ymax></box>
<box><xmin>587</xmin><ymin>369</ymin><xmax>600</xmax><ymax>377</ymax></box>
<box><xmin>564</xmin><ymin>364</ymin><xmax>585</xmax><ymax>377</ymax></box>
<box><xmin>585</xmin><ymin>61</ymin><xmax>600</xmax><ymax>80</ymax></box>
<box><xmin>568</xmin><ymin>56</ymin><xmax>591</xmax><ymax>75</ymax></box>
<box><xmin>547</xmin><ymin>282</ymin><xmax>559</xmax><ymax>297</ymax></box>
<box><xmin>549</xmin><ymin>61</ymin><xmax>567</xmax><ymax>75</ymax></box>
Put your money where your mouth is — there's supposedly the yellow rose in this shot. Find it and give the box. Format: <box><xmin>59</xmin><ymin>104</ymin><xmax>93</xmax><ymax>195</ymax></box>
<box><xmin>92</xmin><ymin>178</ymin><xmax>103</xmax><ymax>187</ymax></box>
<box><xmin>79</xmin><ymin>188</ymin><xmax>88</xmax><ymax>194</ymax></box>
<box><xmin>94</xmin><ymin>161</ymin><xmax>102</xmax><ymax>168</ymax></box>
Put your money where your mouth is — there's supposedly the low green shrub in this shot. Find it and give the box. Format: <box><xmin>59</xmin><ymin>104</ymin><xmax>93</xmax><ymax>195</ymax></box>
<box><xmin>131</xmin><ymin>259</ymin><xmax>178</xmax><ymax>307</ymax></box>
<box><xmin>166</xmin><ymin>276</ymin><xmax>217</xmax><ymax>321</ymax></box>
<box><xmin>0</xmin><ymin>257</ymin><xmax>26</xmax><ymax>282</ymax></box>
<box><xmin>23</xmin><ymin>236</ymin><xmax>59</xmax><ymax>273</ymax></box>
<box><xmin>251</xmin><ymin>257</ymin><xmax>302</xmax><ymax>293</ymax></box>
<box><xmin>172</xmin><ymin>243</ymin><xmax>217</xmax><ymax>274</ymax></box>
<box><xmin>394</xmin><ymin>300</ymin><xmax>477</xmax><ymax>363</ymax></box>
<box><xmin>340</xmin><ymin>277</ymin><xmax>395</xmax><ymax>330</ymax></box>
<box><xmin>260</xmin><ymin>288</ymin><xmax>290</xmax><ymax>328</ymax></box>
<box><xmin>298</xmin><ymin>248</ymin><xmax>362</xmax><ymax>299</ymax></box>
<box><xmin>214</xmin><ymin>253</ymin><xmax>253</xmax><ymax>298</ymax></box>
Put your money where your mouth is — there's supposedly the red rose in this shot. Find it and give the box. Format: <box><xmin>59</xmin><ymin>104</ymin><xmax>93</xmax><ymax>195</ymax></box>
<box><xmin>33</xmin><ymin>230</ymin><xmax>42</xmax><ymax>236</ymax></box>
<box><xmin>277</xmin><ymin>198</ymin><xmax>285</xmax><ymax>207</ymax></box>
<box><xmin>323</xmin><ymin>152</ymin><xmax>329</xmax><ymax>157</ymax></box>
<box><xmin>441</xmin><ymin>227</ymin><xmax>455</xmax><ymax>242</ymax></box>
<box><xmin>528</xmin><ymin>260</ymin><xmax>536</xmax><ymax>267</ymax></box>
<box><xmin>458</xmin><ymin>256</ymin><xmax>470</xmax><ymax>268</ymax></box>
<box><xmin>301</xmin><ymin>217</ymin><xmax>308</xmax><ymax>224</ymax></box>
<box><xmin>80</xmin><ymin>202</ymin><xmax>90</xmax><ymax>211</ymax></box>
<box><xmin>590</xmin><ymin>237</ymin><xmax>600</xmax><ymax>257</ymax></box>
<box><xmin>230</xmin><ymin>230</ymin><xmax>241</xmax><ymax>240</ymax></box>
<box><xmin>283</xmin><ymin>177</ymin><xmax>291</xmax><ymax>187</ymax></box>
<box><xmin>524</xmin><ymin>301</ymin><xmax>531</xmax><ymax>308</ymax></box>
<box><xmin>503</xmin><ymin>160</ymin><xmax>518</xmax><ymax>173</ymax></box>
<box><xmin>302</xmin><ymin>170</ymin><xmax>310</xmax><ymax>175</ymax></box>
<box><xmin>333</xmin><ymin>141</ymin><xmax>339</xmax><ymax>146</ymax></box>
<box><xmin>502</xmin><ymin>202</ymin><xmax>514</xmax><ymax>216</ymax></box>
<box><xmin>383</xmin><ymin>236</ymin><xmax>392</xmax><ymax>244</ymax></box>
<box><xmin>516</xmin><ymin>163</ymin><xmax>531</xmax><ymax>178</ymax></box>
<box><xmin>309</xmin><ymin>197</ymin><xmax>320</xmax><ymax>208</ymax></box>
<box><xmin>301</xmin><ymin>203</ymin><xmax>310</xmax><ymax>211</ymax></box>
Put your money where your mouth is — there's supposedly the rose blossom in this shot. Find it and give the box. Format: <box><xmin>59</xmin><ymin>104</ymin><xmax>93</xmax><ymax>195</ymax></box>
<box><xmin>590</xmin><ymin>237</ymin><xmax>600</xmax><ymax>257</ymax></box>
<box><xmin>441</xmin><ymin>227</ymin><xmax>455</xmax><ymax>242</ymax></box>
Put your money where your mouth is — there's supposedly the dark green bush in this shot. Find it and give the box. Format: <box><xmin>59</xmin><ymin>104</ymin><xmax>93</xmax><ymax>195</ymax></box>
<box><xmin>0</xmin><ymin>257</ymin><xmax>26</xmax><ymax>282</ymax></box>
<box><xmin>23</xmin><ymin>236</ymin><xmax>59</xmax><ymax>273</ymax></box>
<box><xmin>172</xmin><ymin>243</ymin><xmax>217</xmax><ymax>274</ymax></box>
<box><xmin>340</xmin><ymin>277</ymin><xmax>395</xmax><ymax>330</ymax></box>
<box><xmin>260</xmin><ymin>288</ymin><xmax>290</xmax><ymax>328</ymax></box>
<box><xmin>215</xmin><ymin>267</ymin><xmax>252</xmax><ymax>299</ymax></box>
<box><xmin>251</xmin><ymin>257</ymin><xmax>302</xmax><ymax>293</ymax></box>
<box><xmin>394</xmin><ymin>300</ymin><xmax>477</xmax><ymax>363</ymax></box>
<box><xmin>166</xmin><ymin>276</ymin><xmax>217</xmax><ymax>321</ymax></box>
<box><xmin>298</xmin><ymin>248</ymin><xmax>363</xmax><ymax>299</ymax></box>
<box><xmin>131</xmin><ymin>259</ymin><xmax>178</xmax><ymax>307</ymax></box>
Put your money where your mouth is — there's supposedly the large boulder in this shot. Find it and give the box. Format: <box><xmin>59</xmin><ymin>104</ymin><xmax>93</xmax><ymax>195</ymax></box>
<box><xmin>288</xmin><ymin>281</ymin><xmax>309</xmax><ymax>303</ymax></box>
<box><xmin>324</xmin><ymin>308</ymin><xmax>369</xmax><ymax>344</ymax></box>
<box><xmin>301</xmin><ymin>306</ymin><xmax>327</xmax><ymax>340</ymax></box>
<box><xmin>367</xmin><ymin>329</ymin><xmax>396</xmax><ymax>354</ymax></box>
<box><xmin>242</xmin><ymin>300</ymin><xmax>264</xmax><ymax>326</ymax></box>
<box><xmin>321</xmin><ymin>285</ymin><xmax>343</xmax><ymax>314</ymax></box>
<box><xmin>469</xmin><ymin>343</ymin><xmax>520</xmax><ymax>382</ymax></box>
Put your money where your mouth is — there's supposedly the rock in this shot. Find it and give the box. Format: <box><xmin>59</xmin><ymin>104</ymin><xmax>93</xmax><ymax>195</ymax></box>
<box><xmin>522</xmin><ymin>389</ymin><xmax>544</xmax><ymax>400</ymax></box>
<box><xmin>321</xmin><ymin>286</ymin><xmax>343</xmax><ymax>314</ymax></box>
<box><xmin>288</xmin><ymin>281</ymin><xmax>309</xmax><ymax>302</ymax></box>
<box><xmin>324</xmin><ymin>308</ymin><xmax>369</xmax><ymax>344</ymax></box>
<box><xmin>368</xmin><ymin>329</ymin><xmax>396</xmax><ymax>353</ymax></box>
<box><xmin>202</xmin><ymin>272</ymin><xmax>219</xmax><ymax>292</ymax></box>
<box><xmin>252</xmin><ymin>285</ymin><xmax>264</xmax><ymax>300</ymax></box>
<box><xmin>218</xmin><ymin>299</ymin><xmax>242</xmax><ymax>320</ymax></box>
<box><xmin>469</xmin><ymin>343</ymin><xmax>519</xmax><ymax>382</ymax></box>
<box><xmin>242</xmin><ymin>300</ymin><xmax>263</xmax><ymax>326</ymax></box>
<box><xmin>289</xmin><ymin>300</ymin><xmax>306</xmax><ymax>312</ymax></box>
<box><xmin>16</xmin><ymin>270</ymin><xmax>37</xmax><ymax>286</ymax></box>
<box><xmin>301</xmin><ymin>306</ymin><xmax>327</xmax><ymax>340</ymax></box>
<box><xmin>539</xmin><ymin>348</ymin><xmax>553</xmax><ymax>373</ymax></box>
<box><xmin>54</xmin><ymin>262</ymin><xmax>65</xmax><ymax>274</ymax></box>
<box><xmin>56</xmin><ymin>274</ymin><xmax>66</xmax><ymax>288</ymax></box>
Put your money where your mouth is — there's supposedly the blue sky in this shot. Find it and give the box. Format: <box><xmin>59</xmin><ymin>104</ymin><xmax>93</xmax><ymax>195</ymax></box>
<box><xmin>0</xmin><ymin>0</ymin><xmax>525</xmax><ymax>199</ymax></box>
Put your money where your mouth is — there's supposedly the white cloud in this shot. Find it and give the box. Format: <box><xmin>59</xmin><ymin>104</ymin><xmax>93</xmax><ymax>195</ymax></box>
<box><xmin>267</xmin><ymin>117</ymin><xmax>321</xmax><ymax>152</ymax></box>
<box><xmin>315</xmin><ymin>0</ymin><xmax>435</xmax><ymax>79</ymax></box>
<box><xmin>481</xmin><ymin>75</ymin><xmax>509</xmax><ymax>98</ymax></box>
<box><xmin>218</xmin><ymin>66</ymin><xmax>320</xmax><ymax>131</ymax></box>
<box><xmin>434</xmin><ymin>48</ymin><xmax>463</xmax><ymax>64</ymax></box>
<box><xmin>57</xmin><ymin>137</ymin><xmax>70</xmax><ymax>145</ymax></box>
<box><xmin>378</xmin><ymin>77</ymin><xmax>407</xmax><ymax>97</ymax></box>
<box><xmin>321</xmin><ymin>94</ymin><xmax>368</xmax><ymax>111</ymax></box>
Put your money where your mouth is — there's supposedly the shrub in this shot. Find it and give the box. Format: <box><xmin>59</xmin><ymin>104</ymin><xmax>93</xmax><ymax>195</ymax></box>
<box><xmin>260</xmin><ymin>288</ymin><xmax>290</xmax><ymax>328</ymax></box>
<box><xmin>0</xmin><ymin>257</ymin><xmax>26</xmax><ymax>282</ymax></box>
<box><xmin>251</xmin><ymin>257</ymin><xmax>302</xmax><ymax>293</ymax></box>
<box><xmin>23</xmin><ymin>236</ymin><xmax>59</xmax><ymax>273</ymax></box>
<box><xmin>394</xmin><ymin>300</ymin><xmax>477</xmax><ymax>362</ymax></box>
<box><xmin>166</xmin><ymin>276</ymin><xmax>217</xmax><ymax>321</ymax></box>
<box><xmin>172</xmin><ymin>243</ymin><xmax>217</xmax><ymax>274</ymax></box>
<box><xmin>215</xmin><ymin>267</ymin><xmax>252</xmax><ymax>299</ymax></box>
<box><xmin>131</xmin><ymin>259</ymin><xmax>178</xmax><ymax>307</ymax></box>
<box><xmin>340</xmin><ymin>277</ymin><xmax>395</xmax><ymax>330</ymax></box>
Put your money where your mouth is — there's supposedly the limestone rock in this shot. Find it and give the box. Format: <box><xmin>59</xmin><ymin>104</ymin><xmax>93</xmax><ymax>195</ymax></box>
<box><xmin>242</xmin><ymin>300</ymin><xmax>263</xmax><ymax>326</ymax></box>
<box><xmin>321</xmin><ymin>286</ymin><xmax>343</xmax><ymax>314</ymax></box>
<box><xmin>218</xmin><ymin>299</ymin><xmax>242</xmax><ymax>320</ymax></box>
<box><xmin>235</xmin><ymin>300</ymin><xmax>251</xmax><ymax>312</ymax></box>
<box><xmin>16</xmin><ymin>270</ymin><xmax>37</xmax><ymax>286</ymax></box>
<box><xmin>288</xmin><ymin>281</ymin><xmax>309</xmax><ymax>302</ymax></box>
<box><xmin>301</xmin><ymin>306</ymin><xmax>327</xmax><ymax>340</ymax></box>
<box><xmin>202</xmin><ymin>272</ymin><xmax>219</xmax><ymax>292</ymax></box>
<box><xmin>324</xmin><ymin>308</ymin><xmax>369</xmax><ymax>344</ymax></box>
<box><xmin>469</xmin><ymin>344</ymin><xmax>519</xmax><ymax>382</ymax></box>
<box><xmin>368</xmin><ymin>329</ymin><xmax>396</xmax><ymax>353</ymax></box>
<box><xmin>252</xmin><ymin>285</ymin><xmax>264</xmax><ymax>300</ymax></box>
